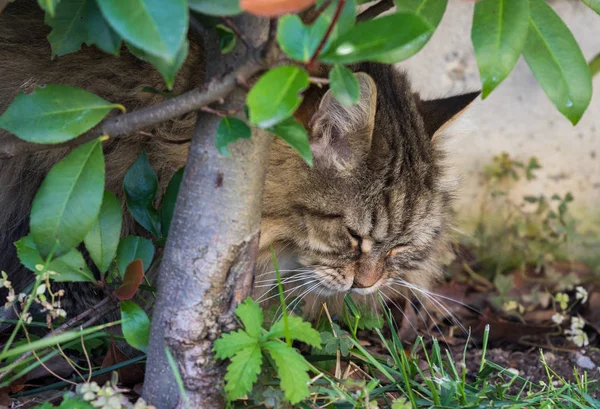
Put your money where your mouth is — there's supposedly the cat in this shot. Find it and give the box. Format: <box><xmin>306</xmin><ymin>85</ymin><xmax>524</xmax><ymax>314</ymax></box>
<box><xmin>0</xmin><ymin>1</ymin><xmax>478</xmax><ymax>324</ymax></box>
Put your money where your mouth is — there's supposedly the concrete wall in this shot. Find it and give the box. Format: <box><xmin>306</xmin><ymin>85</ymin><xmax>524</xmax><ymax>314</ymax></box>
<box><xmin>395</xmin><ymin>0</ymin><xmax>600</xmax><ymax>233</ymax></box>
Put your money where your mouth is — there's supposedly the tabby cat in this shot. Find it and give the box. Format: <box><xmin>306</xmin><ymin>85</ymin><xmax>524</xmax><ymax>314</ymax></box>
<box><xmin>0</xmin><ymin>2</ymin><xmax>478</xmax><ymax>321</ymax></box>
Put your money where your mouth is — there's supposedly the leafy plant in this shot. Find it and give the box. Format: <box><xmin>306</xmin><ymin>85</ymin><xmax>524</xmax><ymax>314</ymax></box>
<box><xmin>213</xmin><ymin>298</ymin><xmax>321</xmax><ymax>404</ymax></box>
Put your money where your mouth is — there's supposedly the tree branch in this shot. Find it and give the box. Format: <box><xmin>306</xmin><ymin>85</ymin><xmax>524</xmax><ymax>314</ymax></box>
<box><xmin>357</xmin><ymin>0</ymin><xmax>395</xmax><ymax>22</ymax></box>
<box><xmin>307</xmin><ymin>0</ymin><xmax>346</xmax><ymax>70</ymax></box>
<box><xmin>143</xmin><ymin>14</ymin><xmax>273</xmax><ymax>409</ymax></box>
<box><xmin>0</xmin><ymin>52</ymin><xmax>267</xmax><ymax>159</ymax></box>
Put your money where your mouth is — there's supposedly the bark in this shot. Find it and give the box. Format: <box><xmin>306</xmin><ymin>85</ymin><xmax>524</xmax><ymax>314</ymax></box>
<box><xmin>142</xmin><ymin>15</ymin><xmax>271</xmax><ymax>409</ymax></box>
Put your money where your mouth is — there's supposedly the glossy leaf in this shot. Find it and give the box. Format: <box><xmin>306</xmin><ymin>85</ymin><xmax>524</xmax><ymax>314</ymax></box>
<box><xmin>216</xmin><ymin>24</ymin><xmax>236</xmax><ymax>54</ymax></box>
<box><xmin>582</xmin><ymin>0</ymin><xmax>600</xmax><ymax>15</ymax></box>
<box><xmin>523</xmin><ymin>0</ymin><xmax>592</xmax><ymax>125</ymax></box>
<box><xmin>329</xmin><ymin>65</ymin><xmax>360</xmax><ymax>106</ymax></box>
<box><xmin>263</xmin><ymin>341</ymin><xmax>311</xmax><ymax>404</ymax></box>
<box><xmin>160</xmin><ymin>167</ymin><xmax>184</xmax><ymax>237</ymax></box>
<box><xmin>394</xmin><ymin>0</ymin><xmax>447</xmax><ymax>28</ymax></box>
<box><xmin>84</xmin><ymin>191</ymin><xmax>123</xmax><ymax>273</ymax></box>
<box><xmin>215</xmin><ymin>116</ymin><xmax>252</xmax><ymax>156</ymax></box>
<box><xmin>472</xmin><ymin>0</ymin><xmax>529</xmax><ymax>98</ymax></box>
<box><xmin>224</xmin><ymin>343</ymin><xmax>262</xmax><ymax>400</ymax></box>
<box><xmin>188</xmin><ymin>0</ymin><xmax>241</xmax><ymax>16</ymax></box>
<box><xmin>116</xmin><ymin>236</ymin><xmax>155</xmax><ymax>276</ymax></box>
<box><xmin>126</xmin><ymin>40</ymin><xmax>188</xmax><ymax>90</ymax></box>
<box><xmin>84</xmin><ymin>0</ymin><xmax>121</xmax><ymax>55</ymax></box>
<box><xmin>30</xmin><ymin>139</ymin><xmax>105</xmax><ymax>258</ymax></box>
<box><xmin>268</xmin><ymin>118</ymin><xmax>313</xmax><ymax>167</ymax></box>
<box><xmin>96</xmin><ymin>0</ymin><xmax>188</xmax><ymax>63</ymax></box>
<box><xmin>114</xmin><ymin>259</ymin><xmax>145</xmax><ymax>300</ymax></box>
<box><xmin>240</xmin><ymin>0</ymin><xmax>315</xmax><ymax>17</ymax></box>
<box><xmin>38</xmin><ymin>0</ymin><xmax>61</xmax><ymax>17</ymax></box>
<box><xmin>319</xmin><ymin>13</ymin><xmax>432</xmax><ymax>64</ymax></box>
<box><xmin>46</xmin><ymin>0</ymin><xmax>88</xmax><ymax>56</ymax></box>
<box><xmin>15</xmin><ymin>235</ymin><xmax>45</xmax><ymax>273</ymax></box>
<box><xmin>15</xmin><ymin>234</ymin><xmax>94</xmax><ymax>282</ymax></box>
<box><xmin>123</xmin><ymin>152</ymin><xmax>160</xmax><ymax>236</ymax></box>
<box><xmin>247</xmin><ymin>66</ymin><xmax>309</xmax><ymax>128</ymax></box>
<box><xmin>0</xmin><ymin>85</ymin><xmax>122</xmax><ymax>144</ymax></box>
<box><xmin>48</xmin><ymin>248</ymin><xmax>95</xmax><ymax>282</ymax></box>
<box><xmin>276</xmin><ymin>0</ymin><xmax>355</xmax><ymax>62</ymax></box>
<box><xmin>120</xmin><ymin>301</ymin><xmax>150</xmax><ymax>352</ymax></box>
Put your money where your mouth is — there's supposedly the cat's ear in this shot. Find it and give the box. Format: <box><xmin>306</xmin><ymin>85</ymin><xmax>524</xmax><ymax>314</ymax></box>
<box><xmin>415</xmin><ymin>91</ymin><xmax>480</xmax><ymax>140</ymax></box>
<box><xmin>309</xmin><ymin>73</ymin><xmax>377</xmax><ymax>170</ymax></box>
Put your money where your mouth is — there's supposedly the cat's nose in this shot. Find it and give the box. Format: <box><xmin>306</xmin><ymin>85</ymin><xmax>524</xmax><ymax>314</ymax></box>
<box><xmin>352</xmin><ymin>263</ymin><xmax>383</xmax><ymax>288</ymax></box>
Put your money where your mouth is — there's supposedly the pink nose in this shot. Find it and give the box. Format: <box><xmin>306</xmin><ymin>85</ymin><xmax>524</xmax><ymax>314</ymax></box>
<box><xmin>352</xmin><ymin>260</ymin><xmax>383</xmax><ymax>288</ymax></box>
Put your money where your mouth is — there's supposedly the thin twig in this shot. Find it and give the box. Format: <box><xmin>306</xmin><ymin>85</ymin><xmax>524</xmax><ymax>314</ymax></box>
<box><xmin>81</xmin><ymin>329</ymin><xmax>93</xmax><ymax>382</ymax></box>
<box><xmin>22</xmin><ymin>324</ymin><xmax>77</xmax><ymax>386</ymax></box>
<box><xmin>264</xmin><ymin>19</ymin><xmax>278</xmax><ymax>61</ymax></box>
<box><xmin>307</xmin><ymin>0</ymin><xmax>346</xmax><ymax>70</ymax></box>
<box><xmin>0</xmin><ymin>297</ymin><xmax>117</xmax><ymax>381</ymax></box>
<box><xmin>0</xmin><ymin>52</ymin><xmax>267</xmax><ymax>158</ymax></box>
<box><xmin>357</xmin><ymin>0</ymin><xmax>394</xmax><ymax>22</ymax></box>
<box><xmin>309</xmin><ymin>77</ymin><xmax>330</xmax><ymax>85</ymax></box>
<box><xmin>221</xmin><ymin>17</ymin><xmax>251</xmax><ymax>49</ymax></box>
<box><xmin>304</xmin><ymin>0</ymin><xmax>334</xmax><ymax>25</ymax></box>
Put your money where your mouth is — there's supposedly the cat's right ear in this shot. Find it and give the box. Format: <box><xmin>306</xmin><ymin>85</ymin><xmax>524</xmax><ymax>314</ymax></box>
<box><xmin>415</xmin><ymin>91</ymin><xmax>480</xmax><ymax>141</ymax></box>
<box><xmin>309</xmin><ymin>73</ymin><xmax>378</xmax><ymax>171</ymax></box>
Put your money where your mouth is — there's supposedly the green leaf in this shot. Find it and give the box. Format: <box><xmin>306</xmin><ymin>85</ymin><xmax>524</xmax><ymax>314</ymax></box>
<box><xmin>84</xmin><ymin>191</ymin><xmax>123</xmax><ymax>273</ymax></box>
<box><xmin>319</xmin><ymin>327</ymin><xmax>352</xmax><ymax>356</ymax></box>
<box><xmin>329</xmin><ymin>65</ymin><xmax>360</xmax><ymax>106</ymax></box>
<box><xmin>319</xmin><ymin>13</ymin><xmax>433</xmax><ymax>64</ymax></box>
<box><xmin>215</xmin><ymin>116</ymin><xmax>252</xmax><ymax>156</ymax></box>
<box><xmin>120</xmin><ymin>301</ymin><xmax>150</xmax><ymax>352</ymax></box>
<box><xmin>471</xmin><ymin>0</ymin><xmax>529</xmax><ymax>98</ymax></box>
<box><xmin>15</xmin><ymin>234</ymin><xmax>95</xmax><ymax>282</ymax></box>
<box><xmin>224</xmin><ymin>343</ymin><xmax>262</xmax><ymax>400</ymax></box>
<box><xmin>188</xmin><ymin>0</ymin><xmax>241</xmax><ymax>16</ymax></box>
<box><xmin>263</xmin><ymin>341</ymin><xmax>311</xmax><ymax>404</ymax></box>
<box><xmin>235</xmin><ymin>298</ymin><xmax>263</xmax><ymax>338</ymax></box>
<box><xmin>523</xmin><ymin>0</ymin><xmax>592</xmax><ymax>125</ymax></box>
<box><xmin>395</xmin><ymin>0</ymin><xmax>447</xmax><ymax>28</ymax></box>
<box><xmin>123</xmin><ymin>152</ymin><xmax>160</xmax><ymax>236</ymax></box>
<box><xmin>96</xmin><ymin>0</ymin><xmax>188</xmax><ymax>63</ymax></box>
<box><xmin>214</xmin><ymin>329</ymin><xmax>258</xmax><ymax>359</ymax></box>
<box><xmin>84</xmin><ymin>0</ymin><xmax>121</xmax><ymax>55</ymax></box>
<box><xmin>276</xmin><ymin>0</ymin><xmax>355</xmax><ymax>62</ymax></box>
<box><xmin>126</xmin><ymin>40</ymin><xmax>189</xmax><ymax>90</ymax></box>
<box><xmin>116</xmin><ymin>236</ymin><xmax>155</xmax><ymax>276</ymax></box>
<box><xmin>0</xmin><ymin>85</ymin><xmax>122</xmax><ymax>144</ymax></box>
<box><xmin>247</xmin><ymin>66</ymin><xmax>309</xmax><ymax>128</ymax></box>
<box><xmin>30</xmin><ymin>139</ymin><xmax>105</xmax><ymax>258</ymax></box>
<box><xmin>15</xmin><ymin>234</ymin><xmax>45</xmax><ymax>273</ymax></box>
<box><xmin>38</xmin><ymin>0</ymin><xmax>61</xmax><ymax>17</ymax></box>
<box><xmin>216</xmin><ymin>24</ymin><xmax>236</xmax><ymax>54</ymax></box>
<box><xmin>48</xmin><ymin>248</ymin><xmax>95</xmax><ymax>282</ymax></box>
<box><xmin>160</xmin><ymin>167</ymin><xmax>184</xmax><ymax>237</ymax></box>
<box><xmin>45</xmin><ymin>0</ymin><xmax>88</xmax><ymax>57</ymax></box>
<box><xmin>268</xmin><ymin>118</ymin><xmax>313</xmax><ymax>167</ymax></box>
<box><xmin>582</xmin><ymin>0</ymin><xmax>600</xmax><ymax>15</ymax></box>
<box><xmin>267</xmin><ymin>315</ymin><xmax>321</xmax><ymax>348</ymax></box>
<box><xmin>55</xmin><ymin>397</ymin><xmax>96</xmax><ymax>409</ymax></box>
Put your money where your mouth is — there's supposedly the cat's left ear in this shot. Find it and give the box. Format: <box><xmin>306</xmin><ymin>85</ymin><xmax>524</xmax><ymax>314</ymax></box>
<box><xmin>415</xmin><ymin>91</ymin><xmax>480</xmax><ymax>141</ymax></box>
<box><xmin>309</xmin><ymin>72</ymin><xmax>378</xmax><ymax>170</ymax></box>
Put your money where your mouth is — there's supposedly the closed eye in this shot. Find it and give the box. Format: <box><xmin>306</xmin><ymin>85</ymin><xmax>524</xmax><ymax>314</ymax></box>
<box><xmin>387</xmin><ymin>245</ymin><xmax>410</xmax><ymax>257</ymax></box>
<box><xmin>346</xmin><ymin>228</ymin><xmax>362</xmax><ymax>250</ymax></box>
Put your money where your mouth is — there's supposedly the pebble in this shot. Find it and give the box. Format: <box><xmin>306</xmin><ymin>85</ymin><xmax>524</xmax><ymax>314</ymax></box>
<box><xmin>574</xmin><ymin>353</ymin><xmax>596</xmax><ymax>370</ymax></box>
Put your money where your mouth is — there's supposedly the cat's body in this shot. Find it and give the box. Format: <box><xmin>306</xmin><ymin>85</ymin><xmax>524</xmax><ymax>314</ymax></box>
<box><xmin>0</xmin><ymin>2</ymin><xmax>478</xmax><ymax>322</ymax></box>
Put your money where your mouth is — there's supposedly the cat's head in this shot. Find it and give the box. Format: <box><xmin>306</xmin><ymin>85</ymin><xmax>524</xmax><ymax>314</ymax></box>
<box><xmin>259</xmin><ymin>63</ymin><xmax>478</xmax><ymax>306</ymax></box>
